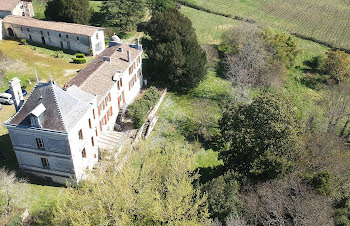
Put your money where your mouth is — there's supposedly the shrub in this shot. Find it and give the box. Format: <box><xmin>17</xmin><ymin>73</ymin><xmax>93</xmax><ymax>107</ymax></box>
<box><xmin>20</xmin><ymin>39</ymin><xmax>27</xmax><ymax>45</ymax></box>
<box><xmin>127</xmin><ymin>86</ymin><xmax>161</xmax><ymax>128</ymax></box>
<box><xmin>75</xmin><ymin>53</ymin><xmax>85</xmax><ymax>58</ymax></box>
<box><xmin>303</xmin><ymin>171</ymin><xmax>333</xmax><ymax>196</ymax></box>
<box><xmin>53</xmin><ymin>50</ymin><xmax>64</xmax><ymax>58</ymax></box>
<box><xmin>73</xmin><ymin>57</ymin><xmax>87</xmax><ymax>64</ymax></box>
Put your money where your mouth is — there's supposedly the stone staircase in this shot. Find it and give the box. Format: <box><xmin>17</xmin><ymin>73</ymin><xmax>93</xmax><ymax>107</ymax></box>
<box><xmin>97</xmin><ymin>131</ymin><xmax>124</xmax><ymax>150</ymax></box>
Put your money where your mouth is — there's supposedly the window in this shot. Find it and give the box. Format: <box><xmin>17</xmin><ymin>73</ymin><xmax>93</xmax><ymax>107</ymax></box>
<box><xmin>96</xmin><ymin>33</ymin><xmax>99</xmax><ymax>40</ymax></box>
<box><xmin>59</xmin><ymin>33</ymin><xmax>61</xmax><ymax>38</ymax></box>
<box><xmin>66</xmin><ymin>34</ymin><xmax>68</xmax><ymax>38</ymax></box>
<box><xmin>60</xmin><ymin>41</ymin><xmax>63</xmax><ymax>48</ymax></box>
<box><xmin>93</xmin><ymin>109</ymin><xmax>95</xmax><ymax>119</ymax></box>
<box><xmin>76</xmin><ymin>36</ymin><xmax>79</xmax><ymax>40</ymax></box>
<box><xmin>47</xmin><ymin>31</ymin><xmax>50</xmax><ymax>36</ymax></box>
<box><xmin>20</xmin><ymin>27</ymin><xmax>23</xmax><ymax>32</ymax></box>
<box><xmin>27</xmin><ymin>28</ymin><xmax>30</xmax><ymax>32</ymax></box>
<box><xmin>36</xmin><ymin>138</ymin><xmax>45</xmax><ymax>150</ymax></box>
<box><xmin>30</xmin><ymin>116</ymin><xmax>39</xmax><ymax>127</ymax></box>
<box><xmin>40</xmin><ymin>30</ymin><xmax>43</xmax><ymax>35</ymax></box>
<box><xmin>82</xmin><ymin>148</ymin><xmax>86</xmax><ymax>158</ymax></box>
<box><xmin>41</xmin><ymin>157</ymin><xmax>49</xmax><ymax>169</ymax></box>
<box><xmin>78</xmin><ymin>129</ymin><xmax>83</xmax><ymax>140</ymax></box>
<box><xmin>88</xmin><ymin>118</ymin><xmax>92</xmax><ymax>128</ymax></box>
<box><xmin>95</xmin><ymin>128</ymin><xmax>98</xmax><ymax>137</ymax></box>
<box><xmin>120</xmin><ymin>78</ymin><xmax>123</xmax><ymax>87</ymax></box>
<box><xmin>117</xmin><ymin>81</ymin><xmax>120</xmax><ymax>90</ymax></box>
<box><xmin>29</xmin><ymin>34</ymin><xmax>32</xmax><ymax>41</ymax></box>
<box><xmin>91</xmin><ymin>137</ymin><xmax>94</xmax><ymax>147</ymax></box>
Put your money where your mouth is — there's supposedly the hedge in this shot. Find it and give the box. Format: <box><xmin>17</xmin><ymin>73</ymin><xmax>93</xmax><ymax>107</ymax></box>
<box><xmin>73</xmin><ymin>57</ymin><xmax>87</xmax><ymax>64</ymax></box>
<box><xmin>75</xmin><ymin>53</ymin><xmax>85</xmax><ymax>58</ymax></box>
<box><xmin>127</xmin><ymin>86</ymin><xmax>161</xmax><ymax>129</ymax></box>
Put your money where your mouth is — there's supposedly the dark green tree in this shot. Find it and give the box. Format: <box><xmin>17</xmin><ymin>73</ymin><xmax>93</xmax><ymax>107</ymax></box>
<box><xmin>147</xmin><ymin>0</ymin><xmax>175</xmax><ymax>14</ymax></box>
<box><xmin>143</xmin><ymin>8</ymin><xmax>207</xmax><ymax>90</ymax></box>
<box><xmin>202</xmin><ymin>171</ymin><xmax>240</xmax><ymax>222</ymax></box>
<box><xmin>45</xmin><ymin>0</ymin><xmax>91</xmax><ymax>25</ymax></box>
<box><xmin>219</xmin><ymin>93</ymin><xmax>300</xmax><ymax>181</ymax></box>
<box><xmin>99</xmin><ymin>0</ymin><xmax>145</xmax><ymax>32</ymax></box>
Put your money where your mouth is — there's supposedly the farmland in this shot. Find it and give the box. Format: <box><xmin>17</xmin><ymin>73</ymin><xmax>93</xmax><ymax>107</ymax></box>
<box><xmin>181</xmin><ymin>0</ymin><xmax>350</xmax><ymax>50</ymax></box>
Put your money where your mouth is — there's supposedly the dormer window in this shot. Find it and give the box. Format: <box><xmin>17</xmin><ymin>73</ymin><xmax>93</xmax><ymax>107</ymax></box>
<box><xmin>30</xmin><ymin>116</ymin><xmax>39</xmax><ymax>127</ymax></box>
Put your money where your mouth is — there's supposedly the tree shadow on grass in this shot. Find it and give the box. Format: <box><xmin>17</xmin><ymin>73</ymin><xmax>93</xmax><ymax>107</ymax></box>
<box><xmin>0</xmin><ymin>133</ymin><xmax>63</xmax><ymax>187</ymax></box>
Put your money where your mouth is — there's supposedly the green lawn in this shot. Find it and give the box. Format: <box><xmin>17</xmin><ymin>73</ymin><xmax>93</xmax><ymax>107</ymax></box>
<box><xmin>0</xmin><ymin>40</ymin><xmax>87</xmax><ymax>223</ymax></box>
<box><xmin>181</xmin><ymin>0</ymin><xmax>350</xmax><ymax>50</ymax></box>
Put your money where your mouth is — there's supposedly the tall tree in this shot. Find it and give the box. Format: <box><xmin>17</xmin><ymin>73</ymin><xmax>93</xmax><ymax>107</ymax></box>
<box><xmin>99</xmin><ymin>0</ymin><xmax>145</xmax><ymax>32</ymax></box>
<box><xmin>45</xmin><ymin>0</ymin><xmax>91</xmax><ymax>25</ymax></box>
<box><xmin>143</xmin><ymin>8</ymin><xmax>207</xmax><ymax>90</ymax></box>
<box><xmin>219</xmin><ymin>93</ymin><xmax>300</xmax><ymax>181</ymax></box>
<box><xmin>147</xmin><ymin>0</ymin><xmax>175</xmax><ymax>14</ymax></box>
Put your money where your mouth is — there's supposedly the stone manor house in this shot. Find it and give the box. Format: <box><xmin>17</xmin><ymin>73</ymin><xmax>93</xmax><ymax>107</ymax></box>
<box><xmin>0</xmin><ymin>0</ymin><xmax>105</xmax><ymax>56</ymax></box>
<box><xmin>4</xmin><ymin>36</ymin><xmax>143</xmax><ymax>184</ymax></box>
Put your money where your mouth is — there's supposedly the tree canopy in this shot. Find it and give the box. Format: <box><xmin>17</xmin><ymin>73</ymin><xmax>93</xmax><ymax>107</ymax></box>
<box><xmin>51</xmin><ymin>144</ymin><xmax>209</xmax><ymax>225</ymax></box>
<box><xmin>99</xmin><ymin>0</ymin><xmax>145</xmax><ymax>32</ymax></box>
<box><xmin>45</xmin><ymin>0</ymin><xmax>91</xmax><ymax>25</ymax></box>
<box><xmin>323</xmin><ymin>49</ymin><xmax>350</xmax><ymax>83</ymax></box>
<box><xmin>147</xmin><ymin>0</ymin><xmax>175</xmax><ymax>14</ymax></box>
<box><xmin>219</xmin><ymin>93</ymin><xmax>301</xmax><ymax>180</ymax></box>
<box><xmin>143</xmin><ymin>8</ymin><xmax>207</xmax><ymax>90</ymax></box>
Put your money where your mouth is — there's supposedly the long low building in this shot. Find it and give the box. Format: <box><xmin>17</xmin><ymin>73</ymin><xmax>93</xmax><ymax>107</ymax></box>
<box><xmin>2</xmin><ymin>15</ymin><xmax>105</xmax><ymax>56</ymax></box>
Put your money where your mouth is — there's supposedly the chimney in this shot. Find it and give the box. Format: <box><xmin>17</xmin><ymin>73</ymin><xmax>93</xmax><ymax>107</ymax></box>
<box><xmin>135</xmin><ymin>39</ymin><xmax>139</xmax><ymax>50</ymax></box>
<box><xmin>8</xmin><ymin>77</ymin><xmax>24</xmax><ymax>112</ymax></box>
<box><xmin>103</xmin><ymin>56</ymin><xmax>112</xmax><ymax>63</ymax></box>
<box><xmin>118</xmin><ymin>47</ymin><xmax>123</xmax><ymax>53</ymax></box>
<box><xmin>127</xmin><ymin>50</ymin><xmax>131</xmax><ymax>62</ymax></box>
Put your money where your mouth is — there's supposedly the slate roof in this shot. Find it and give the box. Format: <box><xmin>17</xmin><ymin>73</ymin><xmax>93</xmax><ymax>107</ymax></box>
<box><xmin>0</xmin><ymin>0</ymin><xmax>21</xmax><ymax>12</ymax></box>
<box><xmin>3</xmin><ymin>15</ymin><xmax>102</xmax><ymax>36</ymax></box>
<box><xmin>68</xmin><ymin>44</ymin><xmax>142</xmax><ymax>102</ymax></box>
<box><xmin>6</xmin><ymin>81</ymin><xmax>94</xmax><ymax>132</ymax></box>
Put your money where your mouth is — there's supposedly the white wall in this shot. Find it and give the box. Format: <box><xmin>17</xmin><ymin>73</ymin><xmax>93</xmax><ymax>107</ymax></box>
<box><xmin>3</xmin><ymin>23</ymin><xmax>93</xmax><ymax>55</ymax></box>
<box><xmin>90</xmin><ymin>30</ymin><xmax>105</xmax><ymax>56</ymax></box>
<box><xmin>67</xmin><ymin>102</ymin><xmax>99</xmax><ymax>181</ymax></box>
<box><xmin>7</xmin><ymin>126</ymin><xmax>75</xmax><ymax>184</ymax></box>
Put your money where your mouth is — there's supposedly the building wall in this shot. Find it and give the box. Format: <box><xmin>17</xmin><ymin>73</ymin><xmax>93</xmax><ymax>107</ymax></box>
<box><xmin>2</xmin><ymin>23</ymin><xmax>101</xmax><ymax>55</ymax></box>
<box><xmin>7</xmin><ymin>126</ymin><xmax>75</xmax><ymax>184</ymax></box>
<box><xmin>90</xmin><ymin>30</ymin><xmax>105</xmax><ymax>56</ymax></box>
<box><xmin>0</xmin><ymin>19</ymin><xmax>3</xmax><ymax>40</ymax></box>
<box><xmin>12</xmin><ymin>1</ymin><xmax>34</xmax><ymax>17</ymax></box>
<box><xmin>67</xmin><ymin>101</ymin><xmax>99</xmax><ymax>181</ymax></box>
<box><xmin>96</xmin><ymin>51</ymin><xmax>143</xmax><ymax>133</ymax></box>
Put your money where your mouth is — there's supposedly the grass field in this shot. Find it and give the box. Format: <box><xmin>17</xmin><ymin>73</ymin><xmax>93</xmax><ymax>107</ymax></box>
<box><xmin>181</xmin><ymin>0</ymin><xmax>350</xmax><ymax>50</ymax></box>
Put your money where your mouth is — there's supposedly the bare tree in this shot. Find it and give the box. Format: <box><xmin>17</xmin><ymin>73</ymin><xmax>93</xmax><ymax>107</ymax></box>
<box><xmin>320</xmin><ymin>82</ymin><xmax>350</xmax><ymax>135</ymax></box>
<box><xmin>0</xmin><ymin>168</ymin><xmax>27</xmax><ymax>218</ymax></box>
<box><xmin>239</xmin><ymin>175</ymin><xmax>334</xmax><ymax>226</ymax></box>
<box><xmin>223</xmin><ymin>26</ymin><xmax>285</xmax><ymax>100</ymax></box>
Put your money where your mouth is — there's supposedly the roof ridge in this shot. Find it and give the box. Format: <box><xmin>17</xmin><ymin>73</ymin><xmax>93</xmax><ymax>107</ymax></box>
<box><xmin>4</xmin><ymin>83</ymin><xmax>38</xmax><ymax>125</ymax></box>
<box><xmin>6</xmin><ymin>15</ymin><xmax>103</xmax><ymax>29</ymax></box>
<box><xmin>50</xmin><ymin>81</ymin><xmax>67</xmax><ymax>131</ymax></box>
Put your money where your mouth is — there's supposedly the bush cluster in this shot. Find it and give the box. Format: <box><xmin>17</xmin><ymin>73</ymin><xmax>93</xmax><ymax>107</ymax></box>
<box><xmin>73</xmin><ymin>53</ymin><xmax>86</xmax><ymax>64</ymax></box>
<box><xmin>127</xmin><ymin>86</ymin><xmax>161</xmax><ymax>128</ymax></box>
<box><xmin>20</xmin><ymin>39</ymin><xmax>27</xmax><ymax>45</ymax></box>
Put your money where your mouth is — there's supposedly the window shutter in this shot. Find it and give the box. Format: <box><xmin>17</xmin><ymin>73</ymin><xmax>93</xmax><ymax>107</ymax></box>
<box><xmin>109</xmin><ymin>93</ymin><xmax>111</xmax><ymax>101</ymax></box>
<box><xmin>98</xmin><ymin>107</ymin><xmax>101</xmax><ymax>116</ymax></box>
<box><xmin>110</xmin><ymin>106</ymin><xmax>113</xmax><ymax>116</ymax></box>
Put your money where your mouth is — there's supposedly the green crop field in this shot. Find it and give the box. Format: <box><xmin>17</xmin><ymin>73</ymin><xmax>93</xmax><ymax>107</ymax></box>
<box><xmin>181</xmin><ymin>0</ymin><xmax>350</xmax><ymax>50</ymax></box>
